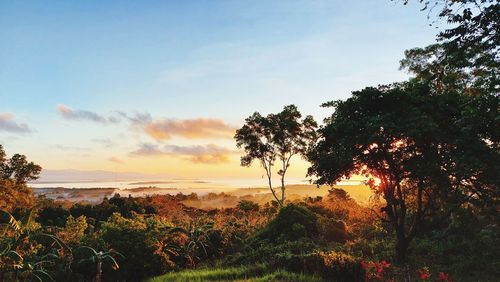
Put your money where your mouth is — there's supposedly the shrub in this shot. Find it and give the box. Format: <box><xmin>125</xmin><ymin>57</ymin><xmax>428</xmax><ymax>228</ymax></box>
<box><xmin>236</xmin><ymin>200</ymin><xmax>259</xmax><ymax>212</ymax></box>
<box><xmin>319</xmin><ymin>251</ymin><xmax>363</xmax><ymax>281</ymax></box>
<box><xmin>98</xmin><ymin>213</ymin><xmax>176</xmax><ymax>281</ymax></box>
<box><xmin>317</xmin><ymin>216</ymin><xmax>348</xmax><ymax>243</ymax></box>
<box><xmin>256</xmin><ymin>204</ymin><xmax>319</xmax><ymax>242</ymax></box>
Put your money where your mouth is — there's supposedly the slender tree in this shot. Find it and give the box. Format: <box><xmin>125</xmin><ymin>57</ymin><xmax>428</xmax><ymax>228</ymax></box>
<box><xmin>235</xmin><ymin>105</ymin><xmax>317</xmax><ymax>206</ymax></box>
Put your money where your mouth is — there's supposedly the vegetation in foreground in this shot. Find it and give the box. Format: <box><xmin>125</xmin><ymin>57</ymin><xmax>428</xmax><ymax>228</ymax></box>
<box><xmin>147</xmin><ymin>264</ymin><xmax>323</xmax><ymax>282</ymax></box>
<box><xmin>1</xmin><ymin>1</ymin><xmax>499</xmax><ymax>281</ymax></box>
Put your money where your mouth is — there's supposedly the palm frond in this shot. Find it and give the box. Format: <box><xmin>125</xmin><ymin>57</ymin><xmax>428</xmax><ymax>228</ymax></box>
<box><xmin>76</xmin><ymin>245</ymin><xmax>98</xmax><ymax>256</ymax></box>
<box><xmin>107</xmin><ymin>249</ymin><xmax>125</xmax><ymax>260</ymax></box>
<box><xmin>34</xmin><ymin>269</ymin><xmax>54</xmax><ymax>281</ymax></box>
<box><xmin>102</xmin><ymin>255</ymin><xmax>120</xmax><ymax>270</ymax></box>
<box><xmin>168</xmin><ymin>227</ymin><xmax>188</xmax><ymax>234</ymax></box>
<box><xmin>0</xmin><ymin>210</ymin><xmax>21</xmax><ymax>233</ymax></box>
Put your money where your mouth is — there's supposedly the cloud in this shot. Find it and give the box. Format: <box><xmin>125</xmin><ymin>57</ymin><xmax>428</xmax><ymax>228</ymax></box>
<box><xmin>91</xmin><ymin>138</ymin><xmax>114</xmax><ymax>148</ymax></box>
<box><xmin>129</xmin><ymin>143</ymin><xmax>164</xmax><ymax>156</ymax></box>
<box><xmin>120</xmin><ymin>112</ymin><xmax>236</xmax><ymax>141</ymax></box>
<box><xmin>130</xmin><ymin>143</ymin><xmax>234</xmax><ymax>164</ymax></box>
<box><xmin>52</xmin><ymin>144</ymin><xmax>91</xmax><ymax>152</ymax></box>
<box><xmin>144</xmin><ymin>118</ymin><xmax>236</xmax><ymax>140</ymax></box>
<box><xmin>57</xmin><ymin>104</ymin><xmax>119</xmax><ymax>124</ymax></box>
<box><xmin>108</xmin><ymin>156</ymin><xmax>125</xmax><ymax>164</ymax></box>
<box><xmin>0</xmin><ymin>113</ymin><xmax>31</xmax><ymax>134</ymax></box>
<box><xmin>118</xmin><ymin>112</ymin><xmax>152</xmax><ymax>125</ymax></box>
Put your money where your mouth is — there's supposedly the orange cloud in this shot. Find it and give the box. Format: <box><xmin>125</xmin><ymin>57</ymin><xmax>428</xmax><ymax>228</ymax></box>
<box><xmin>108</xmin><ymin>156</ymin><xmax>125</xmax><ymax>164</ymax></box>
<box><xmin>144</xmin><ymin>118</ymin><xmax>236</xmax><ymax>140</ymax></box>
<box><xmin>129</xmin><ymin>143</ymin><xmax>234</xmax><ymax>164</ymax></box>
<box><xmin>119</xmin><ymin>113</ymin><xmax>235</xmax><ymax>140</ymax></box>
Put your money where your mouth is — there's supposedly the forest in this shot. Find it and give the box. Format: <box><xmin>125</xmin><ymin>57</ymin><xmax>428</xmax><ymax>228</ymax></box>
<box><xmin>1</xmin><ymin>1</ymin><xmax>499</xmax><ymax>281</ymax></box>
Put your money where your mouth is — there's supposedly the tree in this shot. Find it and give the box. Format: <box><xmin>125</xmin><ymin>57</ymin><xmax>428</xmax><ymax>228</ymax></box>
<box><xmin>57</xmin><ymin>215</ymin><xmax>88</xmax><ymax>246</ymax></box>
<box><xmin>400</xmin><ymin>0</ymin><xmax>499</xmax><ymax>95</ymax></box>
<box><xmin>307</xmin><ymin>82</ymin><xmax>499</xmax><ymax>264</ymax></box>
<box><xmin>0</xmin><ymin>145</ymin><xmax>42</xmax><ymax>185</ymax></box>
<box><xmin>235</xmin><ymin>105</ymin><xmax>317</xmax><ymax>206</ymax></box>
<box><xmin>0</xmin><ymin>145</ymin><xmax>42</xmax><ymax>211</ymax></box>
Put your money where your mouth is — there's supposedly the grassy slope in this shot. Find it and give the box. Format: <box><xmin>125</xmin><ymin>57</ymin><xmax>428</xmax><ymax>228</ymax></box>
<box><xmin>147</xmin><ymin>264</ymin><xmax>324</xmax><ymax>282</ymax></box>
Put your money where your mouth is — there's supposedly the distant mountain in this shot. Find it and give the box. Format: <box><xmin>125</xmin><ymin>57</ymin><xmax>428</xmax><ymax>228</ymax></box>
<box><xmin>33</xmin><ymin>169</ymin><xmax>171</xmax><ymax>183</ymax></box>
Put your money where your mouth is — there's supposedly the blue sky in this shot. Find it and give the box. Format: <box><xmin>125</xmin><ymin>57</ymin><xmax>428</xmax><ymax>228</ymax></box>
<box><xmin>0</xmin><ymin>0</ymin><xmax>437</xmax><ymax>179</ymax></box>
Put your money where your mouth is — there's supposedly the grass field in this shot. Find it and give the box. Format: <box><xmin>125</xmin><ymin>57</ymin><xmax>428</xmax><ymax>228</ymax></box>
<box><xmin>147</xmin><ymin>264</ymin><xmax>324</xmax><ymax>282</ymax></box>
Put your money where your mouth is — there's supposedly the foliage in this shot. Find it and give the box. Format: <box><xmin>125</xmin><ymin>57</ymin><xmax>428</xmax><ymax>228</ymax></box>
<box><xmin>307</xmin><ymin>82</ymin><xmax>499</xmax><ymax>263</ymax></box>
<box><xmin>0</xmin><ymin>209</ymin><xmax>70</xmax><ymax>282</ymax></box>
<box><xmin>236</xmin><ymin>200</ymin><xmax>259</xmax><ymax>213</ymax></box>
<box><xmin>148</xmin><ymin>264</ymin><xmax>324</xmax><ymax>282</ymax></box>
<box><xmin>0</xmin><ymin>145</ymin><xmax>42</xmax><ymax>185</ymax></box>
<box><xmin>169</xmin><ymin>221</ymin><xmax>216</xmax><ymax>268</ymax></box>
<box><xmin>74</xmin><ymin>245</ymin><xmax>123</xmax><ymax>282</ymax></box>
<box><xmin>255</xmin><ymin>204</ymin><xmax>319</xmax><ymax>243</ymax></box>
<box><xmin>98</xmin><ymin>213</ymin><xmax>176</xmax><ymax>281</ymax></box>
<box><xmin>0</xmin><ymin>145</ymin><xmax>41</xmax><ymax>212</ymax></box>
<box><xmin>68</xmin><ymin>193</ymin><xmax>157</xmax><ymax>223</ymax></box>
<box><xmin>36</xmin><ymin>204</ymin><xmax>70</xmax><ymax>228</ymax></box>
<box><xmin>57</xmin><ymin>215</ymin><xmax>88</xmax><ymax>246</ymax></box>
<box><xmin>400</xmin><ymin>0</ymin><xmax>499</xmax><ymax>95</ymax></box>
<box><xmin>235</xmin><ymin>105</ymin><xmax>317</xmax><ymax>206</ymax></box>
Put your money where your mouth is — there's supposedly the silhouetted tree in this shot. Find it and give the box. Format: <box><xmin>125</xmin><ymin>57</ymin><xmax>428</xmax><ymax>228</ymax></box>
<box><xmin>400</xmin><ymin>0</ymin><xmax>499</xmax><ymax>95</ymax></box>
<box><xmin>235</xmin><ymin>105</ymin><xmax>317</xmax><ymax>206</ymax></box>
<box><xmin>307</xmin><ymin>82</ymin><xmax>499</xmax><ymax>264</ymax></box>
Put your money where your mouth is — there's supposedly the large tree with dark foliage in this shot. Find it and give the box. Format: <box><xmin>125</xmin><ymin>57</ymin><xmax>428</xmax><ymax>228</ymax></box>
<box><xmin>235</xmin><ymin>105</ymin><xmax>317</xmax><ymax>206</ymax></box>
<box><xmin>307</xmin><ymin>82</ymin><xmax>499</xmax><ymax>264</ymax></box>
<box><xmin>400</xmin><ymin>0</ymin><xmax>499</xmax><ymax>95</ymax></box>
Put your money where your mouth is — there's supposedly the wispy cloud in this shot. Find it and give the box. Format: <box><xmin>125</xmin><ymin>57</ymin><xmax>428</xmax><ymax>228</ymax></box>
<box><xmin>120</xmin><ymin>112</ymin><xmax>236</xmax><ymax>141</ymax></box>
<box><xmin>0</xmin><ymin>113</ymin><xmax>31</xmax><ymax>134</ymax></box>
<box><xmin>51</xmin><ymin>144</ymin><xmax>91</xmax><ymax>152</ymax></box>
<box><xmin>119</xmin><ymin>112</ymin><xmax>152</xmax><ymax>125</ymax></box>
<box><xmin>130</xmin><ymin>143</ymin><xmax>234</xmax><ymax>164</ymax></box>
<box><xmin>57</xmin><ymin>104</ymin><xmax>119</xmax><ymax>124</ymax></box>
<box><xmin>91</xmin><ymin>138</ymin><xmax>114</xmax><ymax>148</ymax></box>
<box><xmin>108</xmin><ymin>156</ymin><xmax>125</xmax><ymax>164</ymax></box>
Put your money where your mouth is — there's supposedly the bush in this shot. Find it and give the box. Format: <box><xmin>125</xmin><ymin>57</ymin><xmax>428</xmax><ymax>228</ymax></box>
<box><xmin>275</xmin><ymin>251</ymin><xmax>363</xmax><ymax>281</ymax></box>
<box><xmin>256</xmin><ymin>204</ymin><xmax>319</xmax><ymax>242</ymax></box>
<box><xmin>317</xmin><ymin>216</ymin><xmax>348</xmax><ymax>243</ymax></box>
<box><xmin>98</xmin><ymin>213</ymin><xmax>176</xmax><ymax>281</ymax></box>
<box><xmin>236</xmin><ymin>200</ymin><xmax>259</xmax><ymax>212</ymax></box>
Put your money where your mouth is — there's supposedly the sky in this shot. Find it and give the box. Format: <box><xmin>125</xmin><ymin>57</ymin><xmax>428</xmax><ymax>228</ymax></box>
<box><xmin>0</xmin><ymin>0</ymin><xmax>438</xmax><ymax>181</ymax></box>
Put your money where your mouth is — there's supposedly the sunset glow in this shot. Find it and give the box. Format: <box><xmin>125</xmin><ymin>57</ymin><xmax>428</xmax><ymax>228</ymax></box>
<box><xmin>0</xmin><ymin>1</ymin><xmax>435</xmax><ymax>182</ymax></box>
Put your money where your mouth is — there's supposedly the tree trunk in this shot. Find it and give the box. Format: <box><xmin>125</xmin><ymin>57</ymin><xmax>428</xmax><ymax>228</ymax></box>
<box><xmin>95</xmin><ymin>259</ymin><xmax>102</xmax><ymax>282</ymax></box>
<box><xmin>395</xmin><ymin>229</ymin><xmax>408</xmax><ymax>265</ymax></box>
<box><xmin>280</xmin><ymin>176</ymin><xmax>286</xmax><ymax>204</ymax></box>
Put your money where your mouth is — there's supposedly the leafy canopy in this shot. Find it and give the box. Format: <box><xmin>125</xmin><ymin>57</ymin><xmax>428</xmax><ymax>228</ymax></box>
<box><xmin>400</xmin><ymin>0</ymin><xmax>499</xmax><ymax>94</ymax></box>
<box><xmin>307</xmin><ymin>81</ymin><xmax>499</xmax><ymax>263</ymax></box>
<box><xmin>235</xmin><ymin>105</ymin><xmax>317</xmax><ymax>205</ymax></box>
